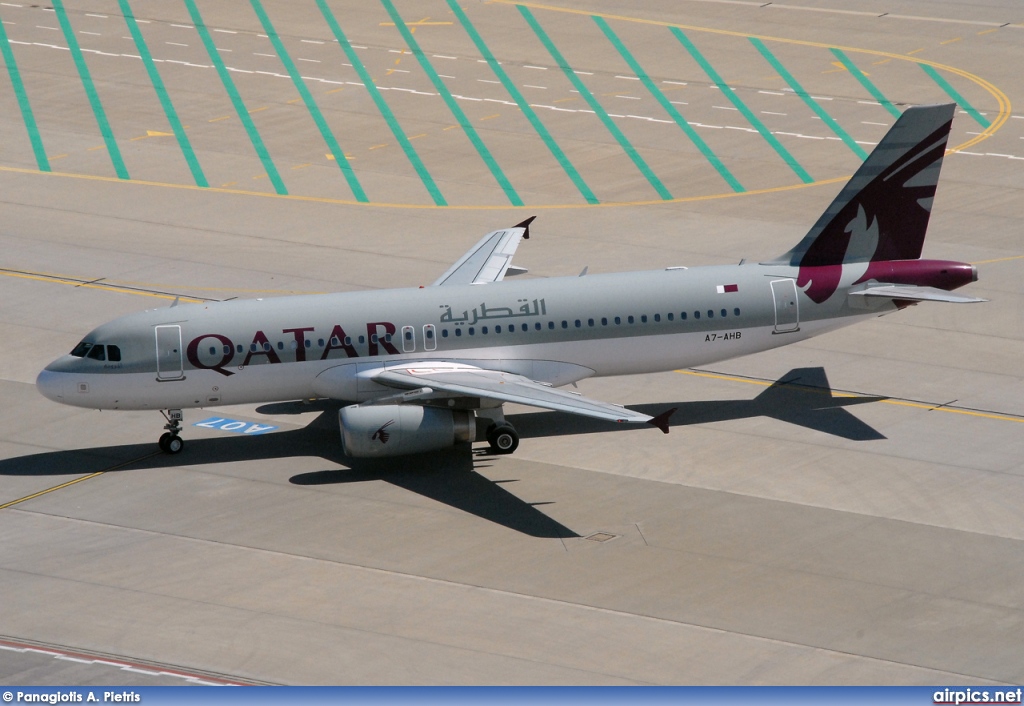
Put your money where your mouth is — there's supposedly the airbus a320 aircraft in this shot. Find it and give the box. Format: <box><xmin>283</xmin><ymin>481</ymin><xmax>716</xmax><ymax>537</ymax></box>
<box><xmin>37</xmin><ymin>103</ymin><xmax>984</xmax><ymax>457</ymax></box>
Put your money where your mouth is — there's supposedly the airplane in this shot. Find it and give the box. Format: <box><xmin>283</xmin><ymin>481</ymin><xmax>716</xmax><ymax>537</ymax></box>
<box><xmin>36</xmin><ymin>103</ymin><xmax>984</xmax><ymax>458</ymax></box>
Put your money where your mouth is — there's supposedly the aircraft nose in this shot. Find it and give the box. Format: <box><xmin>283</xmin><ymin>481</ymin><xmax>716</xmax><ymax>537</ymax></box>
<box><xmin>36</xmin><ymin>368</ymin><xmax>66</xmax><ymax>403</ymax></box>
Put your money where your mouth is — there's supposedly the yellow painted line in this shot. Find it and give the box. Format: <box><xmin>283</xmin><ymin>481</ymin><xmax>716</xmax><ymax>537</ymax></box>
<box><xmin>369</xmin><ymin>143</ymin><xmax>388</xmax><ymax>150</ymax></box>
<box><xmin>291</xmin><ymin>162</ymin><xmax>312</xmax><ymax>170</ymax></box>
<box><xmin>974</xmin><ymin>254</ymin><xmax>1024</xmax><ymax>265</ymax></box>
<box><xmin>443</xmin><ymin>125</ymin><xmax>459</xmax><ymax>131</ymax></box>
<box><xmin>977</xmin><ymin>28</ymin><xmax>998</xmax><ymax>35</ymax></box>
<box><xmin>208</xmin><ymin>115</ymin><xmax>230</xmax><ymax>122</ymax></box>
<box><xmin>907</xmin><ymin>48</ymin><xmax>925</xmax><ymax>55</ymax></box>
<box><xmin>408</xmin><ymin>133</ymin><xmax>427</xmax><ymax>140</ymax></box>
<box><xmin>872</xmin><ymin>58</ymin><xmax>891</xmax><ymax>65</ymax></box>
<box><xmin>481</xmin><ymin>114</ymin><xmax>500</xmax><ymax>120</ymax></box>
<box><xmin>676</xmin><ymin>370</ymin><xmax>1024</xmax><ymax>424</ymax></box>
<box><xmin>87</xmin><ymin>145</ymin><xmax>105</xmax><ymax>151</ymax></box>
<box><xmin>326</xmin><ymin>87</ymin><xmax>344</xmax><ymax>94</ymax></box>
<box><xmin>249</xmin><ymin>106</ymin><xmax>269</xmax><ymax>114</ymax></box>
<box><xmin>287</xmin><ymin>98</ymin><xmax>302</xmax><ymax>104</ymax></box>
<box><xmin>49</xmin><ymin>154</ymin><xmax>68</xmax><ymax>160</ymax></box>
<box><xmin>0</xmin><ymin>453</ymin><xmax>160</xmax><ymax>511</ymax></box>
<box><xmin>0</xmin><ymin>161</ymin><xmax>849</xmax><ymax>209</ymax></box>
<box><xmin>0</xmin><ymin>269</ymin><xmax>205</xmax><ymax>303</ymax></box>
<box><xmin>940</xmin><ymin>37</ymin><xmax>962</xmax><ymax>45</ymax></box>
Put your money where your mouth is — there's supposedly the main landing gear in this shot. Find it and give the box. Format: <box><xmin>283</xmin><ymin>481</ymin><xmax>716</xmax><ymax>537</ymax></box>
<box><xmin>159</xmin><ymin>409</ymin><xmax>184</xmax><ymax>454</ymax></box>
<box><xmin>486</xmin><ymin>422</ymin><xmax>519</xmax><ymax>455</ymax></box>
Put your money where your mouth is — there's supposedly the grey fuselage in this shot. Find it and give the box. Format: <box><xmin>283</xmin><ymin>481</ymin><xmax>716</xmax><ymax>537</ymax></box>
<box><xmin>37</xmin><ymin>261</ymin><xmax>892</xmax><ymax>411</ymax></box>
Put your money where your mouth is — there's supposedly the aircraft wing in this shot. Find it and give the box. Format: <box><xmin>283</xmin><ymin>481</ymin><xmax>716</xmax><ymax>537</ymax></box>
<box><xmin>431</xmin><ymin>217</ymin><xmax>534</xmax><ymax>286</ymax></box>
<box><xmin>849</xmin><ymin>284</ymin><xmax>987</xmax><ymax>304</ymax></box>
<box><xmin>373</xmin><ymin>364</ymin><xmax>674</xmax><ymax>432</ymax></box>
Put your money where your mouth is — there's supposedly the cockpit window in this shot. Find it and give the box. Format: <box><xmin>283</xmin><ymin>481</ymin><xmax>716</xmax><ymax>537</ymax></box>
<box><xmin>86</xmin><ymin>345</ymin><xmax>106</xmax><ymax>361</ymax></box>
<box><xmin>107</xmin><ymin>345</ymin><xmax>121</xmax><ymax>362</ymax></box>
<box><xmin>70</xmin><ymin>342</ymin><xmax>93</xmax><ymax>358</ymax></box>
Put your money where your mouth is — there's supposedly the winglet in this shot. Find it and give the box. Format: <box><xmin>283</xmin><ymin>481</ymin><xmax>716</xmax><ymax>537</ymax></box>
<box><xmin>648</xmin><ymin>407</ymin><xmax>677</xmax><ymax>434</ymax></box>
<box><xmin>514</xmin><ymin>215</ymin><xmax>536</xmax><ymax>239</ymax></box>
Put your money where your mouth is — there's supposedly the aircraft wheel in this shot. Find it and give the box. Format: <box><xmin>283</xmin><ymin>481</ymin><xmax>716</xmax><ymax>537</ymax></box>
<box><xmin>159</xmin><ymin>433</ymin><xmax>184</xmax><ymax>455</ymax></box>
<box><xmin>487</xmin><ymin>424</ymin><xmax>519</xmax><ymax>455</ymax></box>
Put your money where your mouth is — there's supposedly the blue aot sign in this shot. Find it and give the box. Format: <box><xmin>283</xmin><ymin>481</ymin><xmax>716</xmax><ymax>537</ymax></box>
<box><xmin>193</xmin><ymin>417</ymin><xmax>278</xmax><ymax>435</ymax></box>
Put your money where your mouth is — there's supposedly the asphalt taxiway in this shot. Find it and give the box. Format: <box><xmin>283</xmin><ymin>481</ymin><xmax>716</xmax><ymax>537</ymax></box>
<box><xmin>1</xmin><ymin>0</ymin><xmax>1023</xmax><ymax>685</ymax></box>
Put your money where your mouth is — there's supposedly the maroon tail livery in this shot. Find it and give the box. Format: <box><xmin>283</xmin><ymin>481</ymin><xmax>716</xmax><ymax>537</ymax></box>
<box><xmin>768</xmin><ymin>103</ymin><xmax>961</xmax><ymax>303</ymax></box>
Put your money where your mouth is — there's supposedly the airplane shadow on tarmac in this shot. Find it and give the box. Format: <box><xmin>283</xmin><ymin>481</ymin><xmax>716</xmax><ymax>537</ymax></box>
<box><xmin>0</xmin><ymin>367</ymin><xmax>883</xmax><ymax>538</ymax></box>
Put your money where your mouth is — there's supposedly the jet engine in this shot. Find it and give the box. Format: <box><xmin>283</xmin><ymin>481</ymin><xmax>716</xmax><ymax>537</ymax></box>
<box><xmin>339</xmin><ymin>404</ymin><xmax>475</xmax><ymax>458</ymax></box>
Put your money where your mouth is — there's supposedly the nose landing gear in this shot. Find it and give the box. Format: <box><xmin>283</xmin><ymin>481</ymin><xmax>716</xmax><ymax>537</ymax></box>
<box><xmin>159</xmin><ymin>409</ymin><xmax>184</xmax><ymax>454</ymax></box>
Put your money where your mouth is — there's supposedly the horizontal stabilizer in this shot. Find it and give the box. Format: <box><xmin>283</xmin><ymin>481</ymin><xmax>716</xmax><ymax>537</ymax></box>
<box><xmin>849</xmin><ymin>284</ymin><xmax>987</xmax><ymax>303</ymax></box>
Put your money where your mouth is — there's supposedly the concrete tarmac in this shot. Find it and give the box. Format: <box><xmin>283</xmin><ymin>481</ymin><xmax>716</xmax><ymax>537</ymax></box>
<box><xmin>1</xmin><ymin>0</ymin><xmax>1022</xmax><ymax>685</ymax></box>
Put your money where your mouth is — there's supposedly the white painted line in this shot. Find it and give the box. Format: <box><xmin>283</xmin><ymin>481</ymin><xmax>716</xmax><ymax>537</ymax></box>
<box><xmin>80</xmin><ymin>31</ymin><xmax>100</xmax><ymax>35</ymax></box>
<box><xmin>759</xmin><ymin>90</ymin><xmax>785</xmax><ymax>96</ymax></box>
<box><xmin>670</xmin><ymin>100</ymin><xmax>688</xmax><ymax>105</ymax></box>
<box><xmin>574</xmin><ymin>70</ymin><xmax>592</xmax><ymax>75</ymax></box>
<box><xmin>966</xmin><ymin>131</ymin><xmax>983</xmax><ymax>135</ymax></box>
<box><xmin>86</xmin><ymin>13</ymin><xmax>107</xmax><ymax>18</ymax></box>
<box><xmin>388</xmin><ymin>68</ymin><xmax>409</xmax><ymax>73</ymax></box>
<box><xmin>301</xmin><ymin>39</ymin><xmax>324</xmax><ymax>44</ymax></box>
<box><xmin>433</xmin><ymin>54</ymin><xmax>456</xmax><ymax>59</ymax></box>
<box><xmin>858</xmin><ymin>100</ymin><xmax>880</xmax><ymax>105</ymax></box>
<box><xmin>616</xmin><ymin>95</ymin><xmax>639</xmax><ymax>100</ymax></box>
<box><xmin>615</xmin><ymin>75</ymin><xmax>639</xmax><ymax>80</ymax></box>
<box><xmin>762</xmin><ymin>111</ymin><xmax>787</xmax><ymax>116</ymax></box>
<box><xmin>166</xmin><ymin>42</ymin><xmax>188</xmax><ymax>47</ymax></box>
<box><xmin>477</xmin><ymin>79</ymin><xmax>499</xmax><ymax>84</ymax></box>
<box><xmin>438</xmin><ymin>74</ymin><xmax>454</xmax><ymax>78</ymax></box>
<box><xmin>36</xmin><ymin>25</ymin><xmax>59</xmax><ymax>30</ymax></box>
<box><xmin>217</xmin><ymin>47</ymin><xmax>232</xmax><ymax>52</ymax></box>
<box><xmin>298</xmin><ymin>58</ymin><xmax>320</xmax><ymax>63</ymax></box>
<box><xmin>524</xmin><ymin>84</ymin><xmax>547</xmax><ymax>89</ymax></box>
<box><xmin>862</xmin><ymin>121</ymin><xmax>888</xmax><ymax>126</ymax></box>
<box><xmin>54</xmin><ymin>656</ymin><xmax>93</xmax><ymax>664</ymax></box>
<box><xmin>170</xmin><ymin>24</ymin><xmax>193</xmax><ymax>29</ymax></box>
<box><xmin>524</xmin><ymin>65</ymin><xmax>547</xmax><ymax>70</ymax></box>
<box><xmin>713</xmin><ymin>105</ymin><xmax>737</xmax><ymax>110</ymax></box>
<box><xmin>214</xmin><ymin>29</ymin><xmax>237</xmax><ymax>34</ymax></box>
<box><xmin>1</xmin><ymin>2</ymin><xmax>25</xmax><ymax>6</ymax></box>
<box><xmin>810</xmin><ymin>95</ymin><xmax>833</xmax><ymax>100</ymax></box>
<box><xmin>254</xmin><ymin>53</ymin><xmax>274</xmax><ymax>57</ymax></box>
<box><xmin>663</xmin><ymin>80</ymin><xmax>687</xmax><ymax>85</ymax></box>
<box><xmin>351</xmin><ymin>44</ymin><xmax>366</xmax><ymax>49</ymax></box>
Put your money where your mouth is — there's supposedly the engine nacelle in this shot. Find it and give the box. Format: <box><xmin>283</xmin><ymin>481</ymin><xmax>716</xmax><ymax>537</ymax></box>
<box><xmin>339</xmin><ymin>404</ymin><xmax>475</xmax><ymax>458</ymax></box>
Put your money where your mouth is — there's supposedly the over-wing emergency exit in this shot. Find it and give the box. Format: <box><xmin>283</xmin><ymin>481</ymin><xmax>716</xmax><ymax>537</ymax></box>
<box><xmin>37</xmin><ymin>104</ymin><xmax>984</xmax><ymax>457</ymax></box>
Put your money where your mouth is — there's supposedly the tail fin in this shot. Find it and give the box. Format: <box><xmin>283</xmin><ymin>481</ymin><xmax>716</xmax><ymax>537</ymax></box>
<box><xmin>769</xmin><ymin>103</ymin><xmax>955</xmax><ymax>268</ymax></box>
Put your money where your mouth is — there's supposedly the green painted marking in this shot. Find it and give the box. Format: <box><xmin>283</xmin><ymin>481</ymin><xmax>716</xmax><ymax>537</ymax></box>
<box><xmin>380</xmin><ymin>0</ymin><xmax>521</xmax><ymax>206</ymax></box>
<box><xmin>519</xmin><ymin>6</ymin><xmax>672</xmax><ymax>200</ymax></box>
<box><xmin>0</xmin><ymin>14</ymin><xmax>49</xmax><ymax>171</ymax></box>
<box><xmin>316</xmin><ymin>0</ymin><xmax>444</xmax><ymax>206</ymax></box>
<box><xmin>182</xmin><ymin>0</ymin><xmax>286</xmax><ymax>194</ymax></box>
<box><xmin>671</xmin><ymin>27</ymin><xmax>813</xmax><ymax>184</ymax></box>
<box><xmin>829</xmin><ymin>48</ymin><xmax>901</xmax><ymax>119</ymax></box>
<box><xmin>593</xmin><ymin>16</ymin><xmax>743</xmax><ymax>193</ymax></box>
<box><xmin>449</xmin><ymin>1</ymin><xmax>597</xmax><ymax>204</ymax></box>
<box><xmin>118</xmin><ymin>0</ymin><xmax>207</xmax><ymax>187</ymax></box>
<box><xmin>251</xmin><ymin>0</ymin><xmax>365</xmax><ymax>202</ymax></box>
<box><xmin>750</xmin><ymin>38</ymin><xmax>867</xmax><ymax>160</ymax></box>
<box><xmin>920</xmin><ymin>63</ymin><xmax>991</xmax><ymax>128</ymax></box>
<box><xmin>52</xmin><ymin>0</ymin><xmax>128</xmax><ymax>179</ymax></box>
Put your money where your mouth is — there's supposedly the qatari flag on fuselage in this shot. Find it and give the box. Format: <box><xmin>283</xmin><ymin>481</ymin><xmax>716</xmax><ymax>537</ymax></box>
<box><xmin>716</xmin><ymin>284</ymin><xmax>739</xmax><ymax>293</ymax></box>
